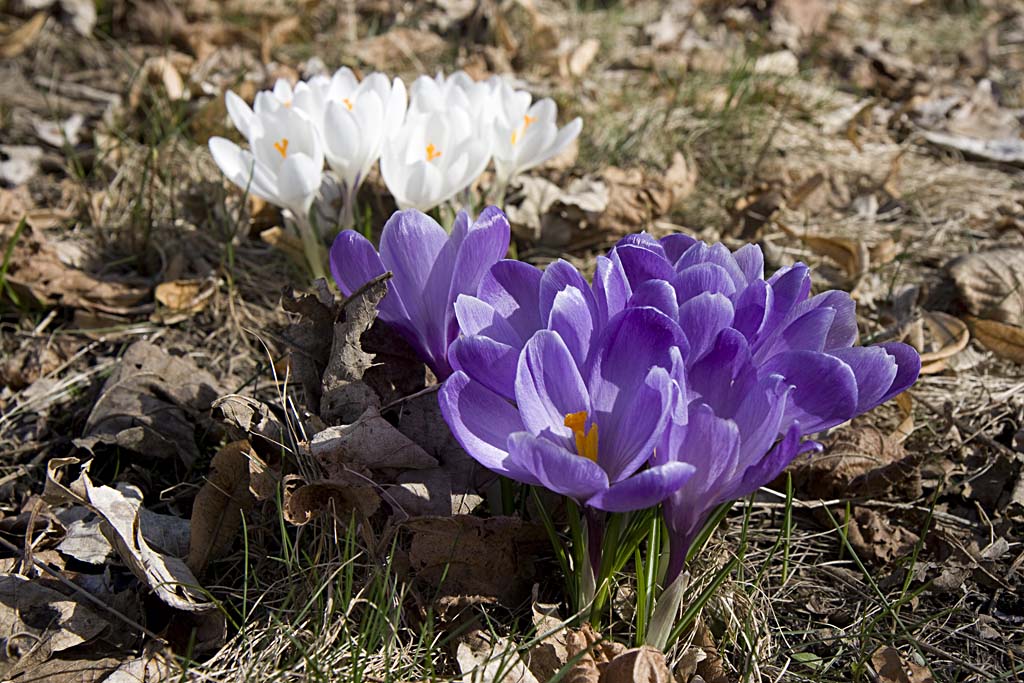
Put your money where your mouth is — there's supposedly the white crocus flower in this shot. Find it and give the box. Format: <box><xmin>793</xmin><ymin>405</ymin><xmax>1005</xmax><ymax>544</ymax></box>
<box><xmin>491</xmin><ymin>81</ymin><xmax>582</xmax><ymax>189</ymax></box>
<box><xmin>409</xmin><ymin>71</ymin><xmax>498</xmax><ymax>124</ymax></box>
<box><xmin>321</xmin><ymin>68</ymin><xmax>407</xmax><ymax>198</ymax></box>
<box><xmin>380</xmin><ymin>106</ymin><xmax>491</xmax><ymax>212</ymax></box>
<box><xmin>209</xmin><ymin>101</ymin><xmax>327</xmax><ymax>279</ymax></box>
<box><xmin>223</xmin><ymin>77</ymin><xmax>325</xmax><ymax>140</ymax></box>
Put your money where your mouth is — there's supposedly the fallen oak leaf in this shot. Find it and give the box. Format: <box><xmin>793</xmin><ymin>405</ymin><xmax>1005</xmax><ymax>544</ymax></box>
<box><xmin>947</xmin><ymin>248</ymin><xmax>1024</xmax><ymax>327</ymax></box>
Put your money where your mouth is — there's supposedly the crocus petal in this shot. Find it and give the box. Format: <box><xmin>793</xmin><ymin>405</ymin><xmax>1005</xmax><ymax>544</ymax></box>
<box><xmin>759</xmin><ymin>350</ymin><xmax>859</xmax><ymax>433</ymax></box>
<box><xmin>660</xmin><ymin>233</ymin><xmax>698</xmax><ymax>266</ymax></box>
<box><xmin>593</xmin><ymin>255</ymin><xmax>632</xmax><ymax>328</ymax></box>
<box><xmin>628</xmin><ymin>279</ymin><xmax>680</xmax><ymax>320</ymax></box>
<box><xmin>829</xmin><ymin>346</ymin><xmax>898</xmax><ymax>414</ymax></box>
<box><xmin>506</xmin><ymin>432</ymin><xmax>608</xmax><ymax>501</ymax></box>
<box><xmin>448</xmin><ymin>335</ymin><xmax>519</xmax><ymax>401</ymax></box>
<box><xmin>674</xmin><ymin>263</ymin><xmax>737</xmax><ymax>302</ymax></box>
<box><xmin>438</xmin><ymin>372</ymin><xmax>526</xmax><ymax>476</ymax></box>
<box><xmin>587</xmin><ymin>462</ymin><xmax>695</xmax><ymax>513</ymax></box>
<box><xmin>328</xmin><ymin>229</ymin><xmax>388</xmax><ymax>297</ymax></box>
<box><xmin>208</xmin><ymin>137</ymin><xmax>276</xmax><ymax>202</ymax></box>
<box><xmin>732</xmin><ymin>243</ymin><xmax>764</xmax><ymax>284</ymax></box>
<box><xmin>732</xmin><ymin>279</ymin><xmax>772</xmax><ymax>342</ymax></box>
<box><xmin>276</xmin><ymin>153</ymin><xmax>322</xmax><ymax>215</ymax></box>
<box><xmin>379</xmin><ymin>209</ymin><xmax>451</xmax><ymax>368</ymax></box>
<box><xmin>613</xmin><ymin>244</ymin><xmax>677</xmax><ymax>290</ymax></box>
<box><xmin>877</xmin><ymin>342</ymin><xmax>922</xmax><ymax>404</ymax></box>
<box><xmin>589</xmin><ymin>309</ymin><xmax>684</xmax><ymax>481</ymax></box>
<box><xmin>225</xmin><ymin>90</ymin><xmax>255</xmax><ymax>139</ymax></box>
<box><xmin>515</xmin><ymin>330</ymin><xmax>590</xmax><ymax>441</ymax></box>
<box><xmin>734</xmin><ymin>423</ymin><xmax>821</xmax><ymax>498</ymax></box>
<box><xmin>539</xmin><ymin>260</ymin><xmax>598</xmax><ymax>326</ymax></box>
<box><xmin>446</xmin><ymin>207</ymin><xmax>511</xmax><ymax>340</ymax></box>
<box><xmin>547</xmin><ymin>287</ymin><xmax>595</xmax><ymax>370</ymax></box>
<box><xmin>678</xmin><ymin>293</ymin><xmax>734</xmax><ymax>364</ymax></box>
<box><xmin>478</xmin><ymin>260</ymin><xmax>543</xmax><ymax>341</ymax></box>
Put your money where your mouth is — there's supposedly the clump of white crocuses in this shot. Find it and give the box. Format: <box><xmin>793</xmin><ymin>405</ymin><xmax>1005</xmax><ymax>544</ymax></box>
<box><xmin>209</xmin><ymin>68</ymin><xmax>581</xmax><ymax>278</ymax></box>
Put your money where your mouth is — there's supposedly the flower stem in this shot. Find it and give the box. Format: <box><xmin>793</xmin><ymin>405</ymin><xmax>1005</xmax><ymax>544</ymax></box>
<box><xmin>293</xmin><ymin>212</ymin><xmax>327</xmax><ymax>282</ymax></box>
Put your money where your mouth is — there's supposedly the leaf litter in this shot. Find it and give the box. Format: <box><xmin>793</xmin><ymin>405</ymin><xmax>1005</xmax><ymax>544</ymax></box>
<box><xmin>2</xmin><ymin>0</ymin><xmax>1024</xmax><ymax>679</ymax></box>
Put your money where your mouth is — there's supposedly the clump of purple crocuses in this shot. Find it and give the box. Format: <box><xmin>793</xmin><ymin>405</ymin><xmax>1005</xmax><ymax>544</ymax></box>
<box><xmin>330</xmin><ymin>207</ymin><xmax>921</xmax><ymax>647</ymax></box>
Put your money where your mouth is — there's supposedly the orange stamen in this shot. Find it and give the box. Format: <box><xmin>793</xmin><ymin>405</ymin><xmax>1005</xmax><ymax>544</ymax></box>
<box><xmin>426</xmin><ymin>143</ymin><xmax>442</xmax><ymax>162</ymax></box>
<box><xmin>343</xmin><ymin>98</ymin><xmax>354</xmax><ymax>111</ymax></box>
<box><xmin>273</xmin><ymin>138</ymin><xmax>289</xmax><ymax>158</ymax></box>
<box><xmin>564</xmin><ymin>411</ymin><xmax>599</xmax><ymax>462</ymax></box>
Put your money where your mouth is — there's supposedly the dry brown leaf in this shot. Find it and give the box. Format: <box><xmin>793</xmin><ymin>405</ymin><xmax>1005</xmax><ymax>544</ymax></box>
<box><xmin>566</xmin><ymin>38</ymin><xmax>600</xmax><ymax>78</ymax></box>
<box><xmin>601</xmin><ymin>647</ymin><xmax>671</xmax><ymax>683</ymax></box>
<box><xmin>187</xmin><ymin>440</ymin><xmax>256</xmax><ymax>576</ymax></box>
<box><xmin>259</xmin><ymin>226</ymin><xmax>305</xmax><ymax>265</ymax></box>
<box><xmin>848</xmin><ymin>507</ymin><xmax>919</xmax><ymax>565</ymax></box>
<box><xmin>43</xmin><ymin>460</ymin><xmax>213</xmax><ymax>612</ymax></box>
<box><xmin>152</xmin><ymin>278</ymin><xmax>215</xmax><ymax>323</ymax></box>
<box><xmin>779</xmin><ymin>223</ymin><xmax>867</xmax><ymax>280</ymax></box>
<box><xmin>128</xmin><ymin>54</ymin><xmax>193</xmax><ymax>110</ymax></box>
<box><xmin>0</xmin><ymin>573</ymin><xmax>106</xmax><ymax>678</ymax></box>
<box><xmin>871</xmin><ymin>646</ymin><xmax>934</xmax><ymax>683</ymax></box>
<box><xmin>791</xmin><ymin>424</ymin><xmax>921</xmax><ymax>500</ymax></box>
<box><xmin>947</xmin><ymin>248</ymin><xmax>1024</xmax><ymax>327</ymax></box>
<box><xmin>457</xmin><ymin>632</ymin><xmax>540</xmax><ymax>683</ymax></box>
<box><xmin>75</xmin><ymin>341</ymin><xmax>221</xmax><ymax>467</ymax></box>
<box><xmin>261</xmin><ymin>15</ymin><xmax>301</xmax><ymax>64</ymax></box>
<box><xmin>893</xmin><ymin>392</ymin><xmax>914</xmax><ymax>442</ymax></box>
<box><xmin>0</xmin><ymin>12</ymin><xmax>47</xmax><ymax>59</ymax></box>
<box><xmin>385</xmin><ymin>468</ymin><xmax>483</xmax><ymax>519</ymax></box>
<box><xmin>350</xmin><ymin>28</ymin><xmax>447</xmax><ymax>71</ymax></box>
<box><xmin>964</xmin><ymin>316</ymin><xmax>1024</xmax><ymax>365</ymax></box>
<box><xmin>310</xmin><ymin>407</ymin><xmax>438</xmax><ymax>476</ymax></box>
<box><xmin>213</xmin><ymin>394</ymin><xmax>284</xmax><ymax>464</ymax></box>
<box><xmin>919</xmin><ymin>311</ymin><xmax>970</xmax><ymax>372</ymax></box>
<box><xmin>283</xmin><ymin>475</ymin><xmax>381</xmax><ymax>525</ymax></box>
<box><xmin>1</xmin><ymin>222</ymin><xmax>151</xmax><ymax>313</ymax></box>
<box><xmin>405</xmin><ymin>516</ymin><xmax>547</xmax><ymax>606</ymax></box>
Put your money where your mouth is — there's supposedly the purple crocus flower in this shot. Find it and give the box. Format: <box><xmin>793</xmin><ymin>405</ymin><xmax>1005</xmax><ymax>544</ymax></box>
<box><xmin>605</xmin><ymin>233</ymin><xmax>921</xmax><ymax>436</ymax></box>
<box><xmin>329</xmin><ymin>207</ymin><xmax>510</xmax><ymax>378</ymax></box>
<box><xmin>605</xmin><ymin>233</ymin><xmax>921</xmax><ymax>576</ymax></box>
<box><xmin>440</xmin><ymin>307</ymin><xmax>695</xmax><ymax>512</ymax></box>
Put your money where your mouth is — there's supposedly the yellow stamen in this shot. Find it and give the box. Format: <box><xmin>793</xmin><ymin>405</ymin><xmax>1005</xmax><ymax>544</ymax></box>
<box><xmin>343</xmin><ymin>98</ymin><xmax>354</xmax><ymax>111</ymax></box>
<box><xmin>564</xmin><ymin>411</ymin><xmax>598</xmax><ymax>462</ymax></box>
<box><xmin>273</xmin><ymin>138</ymin><xmax>289</xmax><ymax>158</ymax></box>
<box><xmin>283</xmin><ymin>100</ymin><xmax>293</xmax><ymax>108</ymax></box>
<box><xmin>510</xmin><ymin>113</ymin><xmax>538</xmax><ymax>145</ymax></box>
<box><xmin>425</xmin><ymin>143</ymin><xmax>442</xmax><ymax>162</ymax></box>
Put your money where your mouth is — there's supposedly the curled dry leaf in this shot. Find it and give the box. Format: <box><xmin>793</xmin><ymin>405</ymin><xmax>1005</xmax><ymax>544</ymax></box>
<box><xmin>847</xmin><ymin>507</ymin><xmax>920</xmax><ymax>565</ymax></box>
<box><xmin>213</xmin><ymin>394</ymin><xmax>284</xmax><ymax>460</ymax></box>
<box><xmin>947</xmin><ymin>248</ymin><xmax>1024</xmax><ymax>327</ymax></box>
<box><xmin>964</xmin><ymin>316</ymin><xmax>1024</xmax><ymax>365</ymax></box>
<box><xmin>75</xmin><ymin>341</ymin><xmax>221</xmax><ymax>467</ymax></box>
<box><xmin>283</xmin><ymin>474</ymin><xmax>381</xmax><ymax>525</ymax></box>
<box><xmin>187</xmin><ymin>440</ymin><xmax>257</xmax><ymax>576</ymax></box>
<box><xmin>350</xmin><ymin>27</ymin><xmax>448</xmax><ymax>71</ymax></box>
<box><xmin>128</xmin><ymin>54</ymin><xmax>194</xmax><ymax>110</ymax></box>
<box><xmin>919</xmin><ymin>311</ymin><xmax>970</xmax><ymax>373</ymax></box>
<box><xmin>43</xmin><ymin>459</ymin><xmax>214</xmax><ymax>612</ymax></box>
